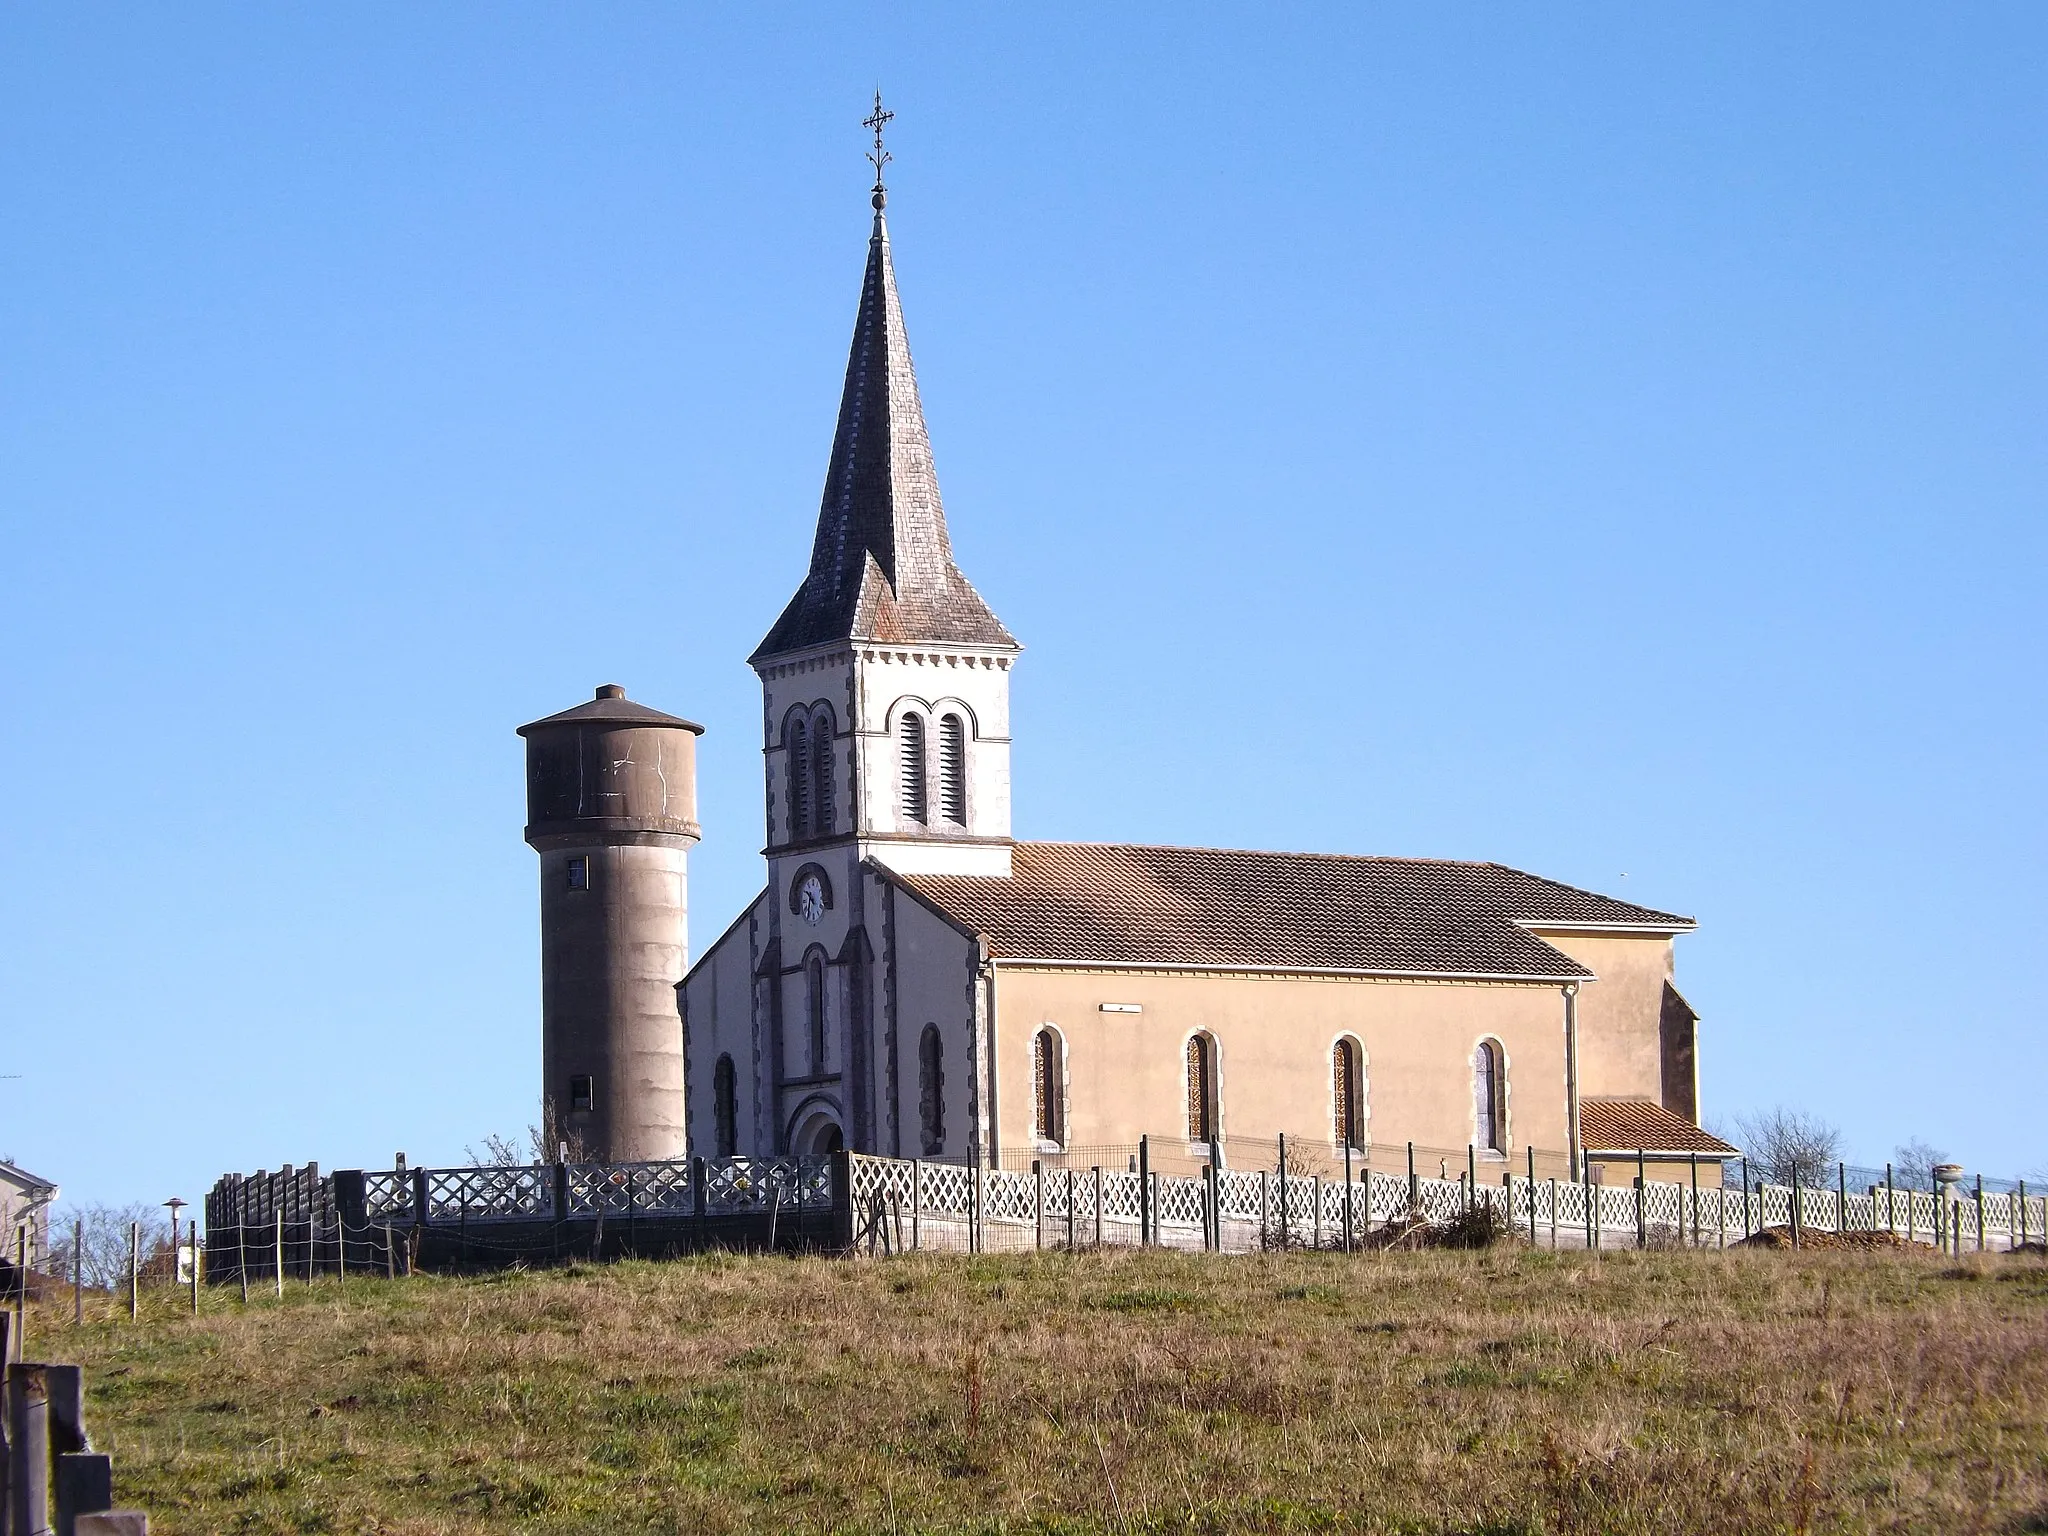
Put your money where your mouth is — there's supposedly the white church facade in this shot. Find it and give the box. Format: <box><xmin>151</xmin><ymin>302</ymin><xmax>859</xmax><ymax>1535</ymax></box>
<box><xmin>675</xmin><ymin>185</ymin><xmax>1732</xmax><ymax>1187</ymax></box>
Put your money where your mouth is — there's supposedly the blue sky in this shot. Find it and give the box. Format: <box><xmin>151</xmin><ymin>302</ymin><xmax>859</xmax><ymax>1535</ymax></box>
<box><xmin>3</xmin><ymin>7</ymin><xmax>2043</xmax><ymax>1208</ymax></box>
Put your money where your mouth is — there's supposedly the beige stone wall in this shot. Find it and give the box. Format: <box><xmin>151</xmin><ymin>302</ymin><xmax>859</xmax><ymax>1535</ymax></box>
<box><xmin>990</xmin><ymin>967</ymin><xmax>1571</xmax><ymax>1166</ymax></box>
<box><xmin>1530</xmin><ymin>932</ymin><xmax>1675</xmax><ymax>1104</ymax></box>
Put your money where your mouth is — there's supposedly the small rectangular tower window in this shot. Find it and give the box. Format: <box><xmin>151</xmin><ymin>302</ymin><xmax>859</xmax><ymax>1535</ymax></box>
<box><xmin>566</xmin><ymin>856</ymin><xmax>589</xmax><ymax>891</ymax></box>
<box><xmin>568</xmin><ymin>1074</ymin><xmax>594</xmax><ymax>1112</ymax></box>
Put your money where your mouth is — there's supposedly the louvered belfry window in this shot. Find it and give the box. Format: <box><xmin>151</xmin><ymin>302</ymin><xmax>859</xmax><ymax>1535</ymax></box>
<box><xmin>937</xmin><ymin>713</ymin><xmax>967</xmax><ymax>826</ymax></box>
<box><xmin>899</xmin><ymin>712</ymin><xmax>928</xmax><ymax>823</ymax></box>
<box><xmin>1186</xmin><ymin>1035</ymin><xmax>1215</xmax><ymax>1143</ymax></box>
<box><xmin>713</xmin><ymin>1054</ymin><xmax>738</xmax><ymax>1157</ymax></box>
<box><xmin>785</xmin><ymin>715</ymin><xmax>811</xmax><ymax>838</ymax></box>
<box><xmin>810</xmin><ymin>706</ymin><xmax>834</xmax><ymax>835</ymax></box>
<box><xmin>1333</xmin><ymin>1039</ymin><xmax>1361</xmax><ymax>1149</ymax></box>
<box><xmin>1032</xmin><ymin>1028</ymin><xmax>1061</xmax><ymax>1144</ymax></box>
<box><xmin>918</xmin><ymin>1024</ymin><xmax>945</xmax><ymax>1154</ymax></box>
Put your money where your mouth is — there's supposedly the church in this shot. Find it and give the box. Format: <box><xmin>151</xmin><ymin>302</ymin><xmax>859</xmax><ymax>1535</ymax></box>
<box><xmin>519</xmin><ymin>139</ymin><xmax>1734</xmax><ymax>1191</ymax></box>
<box><xmin>664</xmin><ymin>170</ymin><xmax>1731</xmax><ymax>1188</ymax></box>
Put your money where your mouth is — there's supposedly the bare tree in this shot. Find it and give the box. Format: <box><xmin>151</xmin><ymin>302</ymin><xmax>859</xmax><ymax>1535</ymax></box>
<box><xmin>1893</xmin><ymin>1138</ymin><xmax>1949</xmax><ymax>1193</ymax></box>
<box><xmin>466</xmin><ymin>1103</ymin><xmax>590</xmax><ymax>1167</ymax></box>
<box><xmin>45</xmin><ymin>1203</ymin><xmax>168</xmax><ymax>1291</ymax></box>
<box><xmin>1732</xmin><ymin>1107</ymin><xmax>1843</xmax><ymax>1188</ymax></box>
<box><xmin>464</xmin><ymin>1132</ymin><xmax>528</xmax><ymax>1167</ymax></box>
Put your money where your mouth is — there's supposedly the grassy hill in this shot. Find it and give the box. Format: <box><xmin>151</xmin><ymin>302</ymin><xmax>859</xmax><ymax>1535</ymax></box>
<box><xmin>31</xmin><ymin>1244</ymin><xmax>2048</xmax><ymax>1534</ymax></box>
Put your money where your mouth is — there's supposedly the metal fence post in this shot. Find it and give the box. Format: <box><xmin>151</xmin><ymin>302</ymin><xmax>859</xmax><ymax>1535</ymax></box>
<box><xmin>1342</xmin><ymin>1143</ymin><xmax>1354</xmax><ymax>1253</ymax></box>
<box><xmin>1067</xmin><ymin>1169</ymin><xmax>1077</xmax><ymax>1251</ymax></box>
<box><xmin>1885</xmin><ymin>1163</ymin><xmax>1896</xmax><ymax>1236</ymax></box>
<box><xmin>128</xmin><ymin>1223</ymin><xmax>139</xmax><ymax>1321</ymax></box>
<box><xmin>1407</xmin><ymin>1141</ymin><xmax>1418</xmax><ymax>1210</ymax></box>
<box><xmin>1975</xmin><ymin>1175</ymin><xmax>1985</xmax><ymax>1253</ymax></box>
<box><xmin>1790</xmin><ymin>1166</ymin><xmax>1802</xmax><ymax>1249</ymax></box>
<box><xmin>1033</xmin><ymin>1161</ymin><xmax>1044</xmax><ymax>1252</ymax></box>
<box><xmin>910</xmin><ymin>1159</ymin><xmax>922</xmax><ymax>1252</ymax></box>
<box><xmin>1093</xmin><ymin>1165</ymin><xmax>1104</xmax><ymax>1247</ymax></box>
<box><xmin>1837</xmin><ymin>1161</ymin><xmax>1847</xmax><ymax>1234</ymax></box>
<box><xmin>1635</xmin><ymin>1150</ymin><xmax>1647</xmax><ymax>1249</ymax></box>
<box><xmin>1276</xmin><ymin>1134</ymin><xmax>1289</xmax><ymax>1250</ymax></box>
<box><xmin>1138</xmin><ymin>1136</ymin><xmax>1152</xmax><ymax>1247</ymax></box>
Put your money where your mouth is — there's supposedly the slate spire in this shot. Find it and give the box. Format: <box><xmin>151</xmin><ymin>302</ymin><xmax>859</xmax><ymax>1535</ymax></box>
<box><xmin>752</xmin><ymin>200</ymin><xmax>1017</xmax><ymax>661</ymax></box>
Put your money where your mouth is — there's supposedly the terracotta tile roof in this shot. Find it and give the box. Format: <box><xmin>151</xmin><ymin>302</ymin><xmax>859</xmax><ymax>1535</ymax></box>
<box><xmin>753</xmin><ymin>209</ymin><xmax>1016</xmax><ymax>661</ymax></box>
<box><xmin>895</xmin><ymin>841</ymin><xmax>1691</xmax><ymax>980</ymax></box>
<box><xmin>1580</xmin><ymin>1098</ymin><xmax>1739</xmax><ymax>1156</ymax></box>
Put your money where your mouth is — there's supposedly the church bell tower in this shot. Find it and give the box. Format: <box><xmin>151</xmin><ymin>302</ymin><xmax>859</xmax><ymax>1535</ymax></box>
<box><xmin>750</xmin><ymin>105</ymin><xmax>1020</xmax><ymax>909</ymax></box>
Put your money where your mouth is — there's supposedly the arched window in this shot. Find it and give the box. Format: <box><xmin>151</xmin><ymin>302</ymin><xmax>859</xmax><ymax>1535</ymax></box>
<box><xmin>918</xmin><ymin>1024</ymin><xmax>945</xmax><ymax>1154</ymax></box>
<box><xmin>805</xmin><ymin>953</ymin><xmax>827</xmax><ymax>1072</ymax></box>
<box><xmin>713</xmin><ymin>1054</ymin><xmax>738</xmax><ymax>1157</ymax></box>
<box><xmin>809</xmin><ymin>706</ymin><xmax>835</xmax><ymax>836</ymax></box>
<box><xmin>899</xmin><ymin>712</ymin><xmax>928</xmax><ymax>824</ymax></box>
<box><xmin>784</xmin><ymin>713</ymin><xmax>812</xmax><ymax>839</ymax></box>
<box><xmin>937</xmin><ymin>713</ymin><xmax>967</xmax><ymax>826</ymax></box>
<box><xmin>1333</xmin><ymin>1038</ymin><xmax>1363</xmax><ymax>1150</ymax></box>
<box><xmin>1473</xmin><ymin>1039</ymin><xmax>1505</xmax><ymax>1154</ymax></box>
<box><xmin>1032</xmin><ymin>1028</ymin><xmax>1063</xmax><ymax>1145</ymax></box>
<box><xmin>1186</xmin><ymin>1033</ymin><xmax>1217</xmax><ymax>1144</ymax></box>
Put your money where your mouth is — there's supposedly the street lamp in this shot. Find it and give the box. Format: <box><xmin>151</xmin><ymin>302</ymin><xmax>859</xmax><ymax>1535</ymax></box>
<box><xmin>163</xmin><ymin>1197</ymin><xmax>188</xmax><ymax>1281</ymax></box>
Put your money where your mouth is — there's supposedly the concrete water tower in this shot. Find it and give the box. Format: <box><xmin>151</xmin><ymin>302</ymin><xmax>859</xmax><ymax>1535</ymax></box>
<box><xmin>519</xmin><ymin>684</ymin><xmax>703</xmax><ymax>1162</ymax></box>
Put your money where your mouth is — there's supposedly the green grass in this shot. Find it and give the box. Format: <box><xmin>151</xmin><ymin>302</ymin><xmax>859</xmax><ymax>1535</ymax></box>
<box><xmin>26</xmin><ymin>1244</ymin><xmax>2048</xmax><ymax>1534</ymax></box>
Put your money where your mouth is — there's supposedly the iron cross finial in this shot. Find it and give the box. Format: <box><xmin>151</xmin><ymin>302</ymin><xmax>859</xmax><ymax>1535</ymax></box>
<box><xmin>864</xmin><ymin>90</ymin><xmax>894</xmax><ymax>209</ymax></box>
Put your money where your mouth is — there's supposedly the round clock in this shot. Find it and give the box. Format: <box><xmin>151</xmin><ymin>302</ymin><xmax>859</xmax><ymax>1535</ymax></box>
<box><xmin>796</xmin><ymin>872</ymin><xmax>826</xmax><ymax>926</ymax></box>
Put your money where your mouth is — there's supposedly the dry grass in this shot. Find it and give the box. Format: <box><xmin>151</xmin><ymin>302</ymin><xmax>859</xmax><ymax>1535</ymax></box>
<box><xmin>27</xmin><ymin>1244</ymin><xmax>2048</xmax><ymax>1534</ymax></box>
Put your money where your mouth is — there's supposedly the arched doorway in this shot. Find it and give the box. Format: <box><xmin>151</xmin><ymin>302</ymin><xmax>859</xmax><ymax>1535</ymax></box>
<box><xmin>790</xmin><ymin>1107</ymin><xmax>845</xmax><ymax>1156</ymax></box>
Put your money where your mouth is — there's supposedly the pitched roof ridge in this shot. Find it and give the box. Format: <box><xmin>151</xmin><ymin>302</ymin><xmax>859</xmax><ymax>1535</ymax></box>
<box><xmin>1015</xmin><ymin>835</ymin><xmax>1499</xmax><ymax>872</ymax></box>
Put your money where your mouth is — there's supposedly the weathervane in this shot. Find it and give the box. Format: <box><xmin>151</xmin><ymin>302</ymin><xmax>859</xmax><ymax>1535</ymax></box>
<box><xmin>864</xmin><ymin>90</ymin><xmax>894</xmax><ymax>209</ymax></box>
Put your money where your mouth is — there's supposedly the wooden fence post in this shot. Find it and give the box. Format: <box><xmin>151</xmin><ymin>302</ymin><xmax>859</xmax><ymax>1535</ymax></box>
<box><xmin>57</xmin><ymin>1449</ymin><xmax>113</xmax><ymax>1536</ymax></box>
<box><xmin>9</xmin><ymin>1359</ymin><xmax>51</xmax><ymax>1536</ymax></box>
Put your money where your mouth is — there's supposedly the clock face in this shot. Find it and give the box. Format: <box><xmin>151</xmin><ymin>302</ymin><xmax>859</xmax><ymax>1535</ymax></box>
<box><xmin>797</xmin><ymin>873</ymin><xmax>826</xmax><ymax>926</ymax></box>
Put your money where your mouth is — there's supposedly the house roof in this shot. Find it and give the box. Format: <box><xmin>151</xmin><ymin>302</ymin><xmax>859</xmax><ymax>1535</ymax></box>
<box><xmin>1580</xmin><ymin>1098</ymin><xmax>1739</xmax><ymax>1157</ymax></box>
<box><xmin>895</xmin><ymin>841</ymin><xmax>1691</xmax><ymax>980</ymax></box>
<box><xmin>752</xmin><ymin>206</ymin><xmax>1017</xmax><ymax>661</ymax></box>
<box><xmin>0</xmin><ymin>1160</ymin><xmax>58</xmax><ymax>1197</ymax></box>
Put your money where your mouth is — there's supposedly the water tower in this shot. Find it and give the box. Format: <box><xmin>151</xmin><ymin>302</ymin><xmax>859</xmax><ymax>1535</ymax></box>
<box><xmin>519</xmin><ymin>684</ymin><xmax>703</xmax><ymax>1162</ymax></box>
